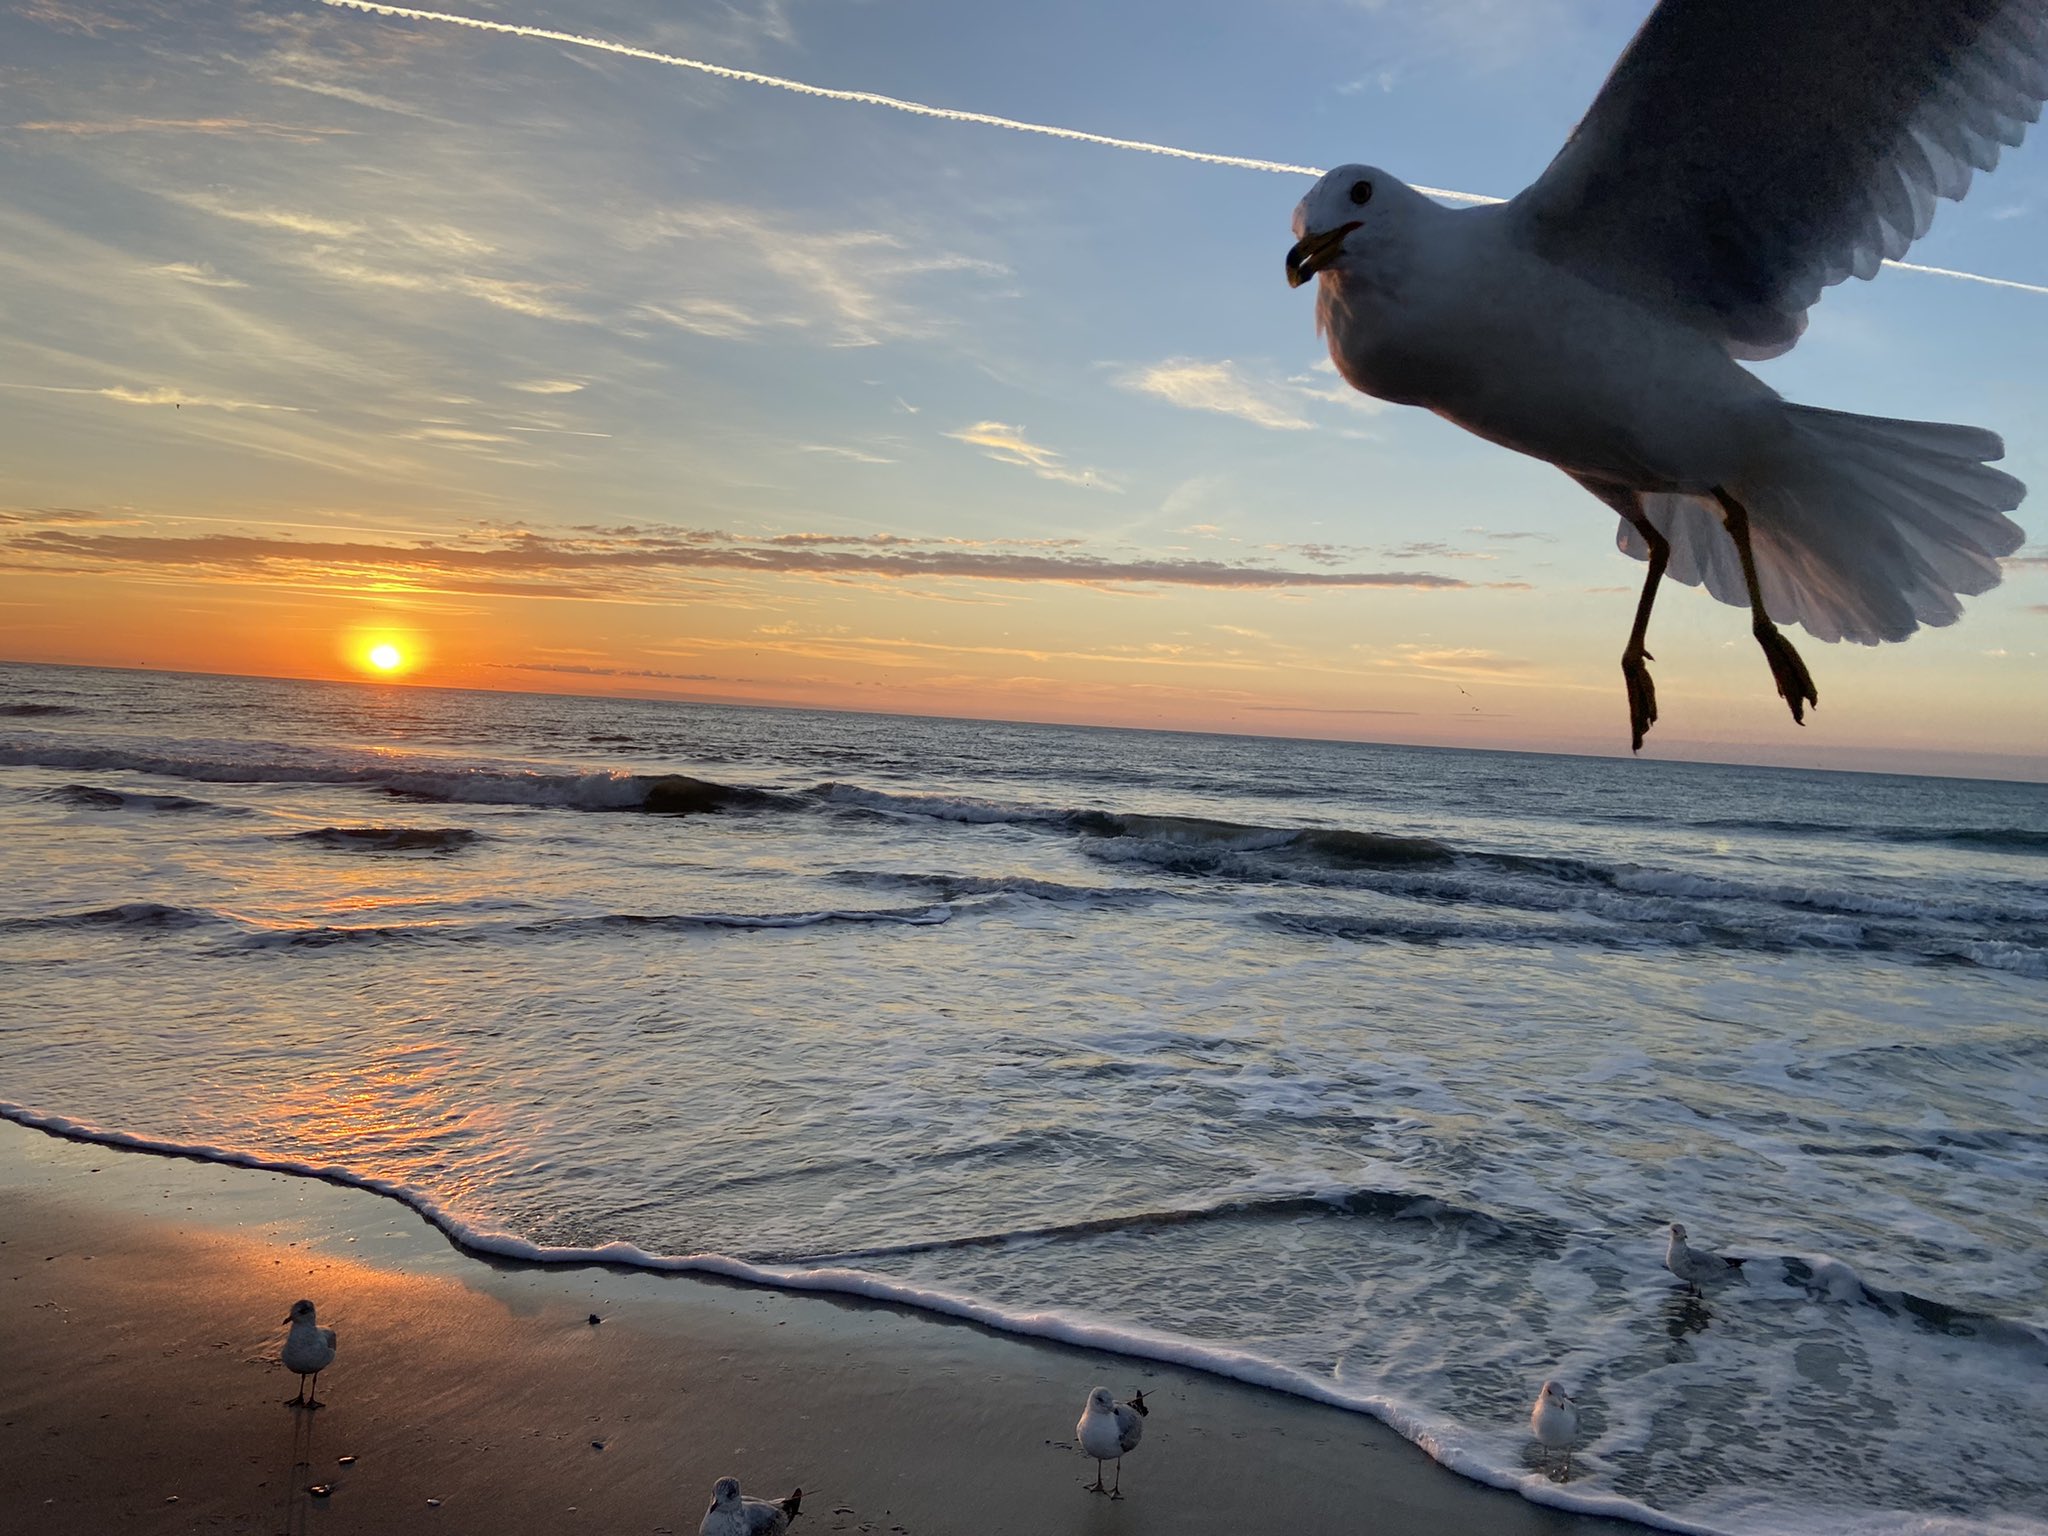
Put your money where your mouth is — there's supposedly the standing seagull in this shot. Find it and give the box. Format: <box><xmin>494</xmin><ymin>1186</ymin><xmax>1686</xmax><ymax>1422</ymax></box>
<box><xmin>1286</xmin><ymin>0</ymin><xmax>2040</xmax><ymax>751</ymax></box>
<box><xmin>1530</xmin><ymin>1380</ymin><xmax>1581</xmax><ymax>1478</ymax></box>
<box><xmin>699</xmin><ymin>1477</ymin><xmax>802</xmax><ymax>1536</ymax></box>
<box><xmin>1076</xmin><ymin>1386</ymin><xmax>1149</xmax><ymax>1498</ymax></box>
<box><xmin>1664</xmin><ymin>1222</ymin><xmax>1748</xmax><ymax>1294</ymax></box>
<box><xmin>280</xmin><ymin>1299</ymin><xmax>337</xmax><ymax>1410</ymax></box>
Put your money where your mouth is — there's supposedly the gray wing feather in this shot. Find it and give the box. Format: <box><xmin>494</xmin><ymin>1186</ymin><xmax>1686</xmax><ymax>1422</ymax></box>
<box><xmin>1113</xmin><ymin>1403</ymin><xmax>1145</xmax><ymax>1454</ymax></box>
<box><xmin>1514</xmin><ymin>0</ymin><xmax>2048</xmax><ymax>357</ymax></box>
<box><xmin>740</xmin><ymin>1504</ymin><xmax>789</xmax><ymax>1536</ymax></box>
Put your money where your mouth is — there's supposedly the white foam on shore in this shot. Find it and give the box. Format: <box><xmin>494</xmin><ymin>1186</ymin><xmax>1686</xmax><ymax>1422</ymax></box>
<box><xmin>1</xmin><ymin>1099</ymin><xmax>1723</xmax><ymax>1536</ymax></box>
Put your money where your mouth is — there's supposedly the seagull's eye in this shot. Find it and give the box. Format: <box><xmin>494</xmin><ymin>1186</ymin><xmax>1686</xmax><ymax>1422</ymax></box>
<box><xmin>1349</xmin><ymin>179</ymin><xmax>1373</xmax><ymax>206</ymax></box>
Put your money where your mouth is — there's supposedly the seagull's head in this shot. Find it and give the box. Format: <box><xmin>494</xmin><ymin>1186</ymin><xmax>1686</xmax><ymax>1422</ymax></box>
<box><xmin>1087</xmin><ymin>1386</ymin><xmax>1116</xmax><ymax>1413</ymax></box>
<box><xmin>1667</xmin><ymin>1222</ymin><xmax>1688</xmax><ymax>1241</ymax></box>
<box><xmin>709</xmin><ymin>1478</ymin><xmax>742</xmax><ymax>1510</ymax></box>
<box><xmin>1539</xmin><ymin>1380</ymin><xmax>1570</xmax><ymax>1403</ymax></box>
<box><xmin>285</xmin><ymin>1299</ymin><xmax>317</xmax><ymax>1326</ymax></box>
<box><xmin>1287</xmin><ymin>164</ymin><xmax>1404</xmax><ymax>288</ymax></box>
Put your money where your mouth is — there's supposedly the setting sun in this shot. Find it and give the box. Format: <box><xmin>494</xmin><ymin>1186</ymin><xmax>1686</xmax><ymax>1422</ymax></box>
<box><xmin>367</xmin><ymin>643</ymin><xmax>404</xmax><ymax>673</ymax></box>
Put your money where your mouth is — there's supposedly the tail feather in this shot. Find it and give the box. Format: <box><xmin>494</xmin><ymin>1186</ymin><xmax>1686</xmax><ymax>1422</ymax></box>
<box><xmin>1616</xmin><ymin>404</ymin><xmax>2026</xmax><ymax>645</ymax></box>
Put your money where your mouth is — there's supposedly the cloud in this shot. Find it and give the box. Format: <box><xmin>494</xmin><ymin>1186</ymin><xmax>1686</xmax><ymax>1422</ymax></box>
<box><xmin>495</xmin><ymin>661</ymin><xmax>719</xmax><ymax>681</ymax></box>
<box><xmin>316</xmin><ymin>0</ymin><xmax>2048</xmax><ymax>301</ymax></box>
<box><xmin>152</xmin><ymin>261</ymin><xmax>246</xmax><ymax>288</ymax></box>
<box><xmin>800</xmin><ymin>445</ymin><xmax>896</xmax><ymax>465</ymax></box>
<box><xmin>18</xmin><ymin>117</ymin><xmax>354</xmax><ymax>143</ymax></box>
<box><xmin>510</xmin><ymin>379</ymin><xmax>585</xmax><ymax>395</ymax></box>
<box><xmin>947</xmin><ymin>422</ymin><xmax>1114</xmax><ymax>490</ymax></box>
<box><xmin>646</xmin><ymin>205</ymin><xmax>1004</xmax><ymax>346</ymax></box>
<box><xmin>0</xmin><ymin>382</ymin><xmax>309</xmax><ymax>413</ymax></box>
<box><xmin>1120</xmin><ymin>359</ymin><xmax>1313</xmax><ymax>432</ymax></box>
<box><xmin>1383</xmin><ymin>644</ymin><xmax>1530</xmax><ymax>675</ymax></box>
<box><xmin>0</xmin><ymin>506</ymin><xmax>126</xmax><ymax>527</ymax></box>
<box><xmin>8</xmin><ymin>526</ymin><xmax>1474</xmax><ymax>597</ymax></box>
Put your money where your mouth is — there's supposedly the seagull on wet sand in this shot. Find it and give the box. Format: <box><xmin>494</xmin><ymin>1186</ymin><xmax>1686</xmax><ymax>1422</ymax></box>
<box><xmin>1665</xmin><ymin>1222</ymin><xmax>1748</xmax><ymax>1294</ymax></box>
<box><xmin>1531</xmin><ymin>1380</ymin><xmax>1581</xmax><ymax>1478</ymax></box>
<box><xmin>1076</xmin><ymin>1386</ymin><xmax>1148</xmax><ymax>1498</ymax></box>
<box><xmin>1286</xmin><ymin>0</ymin><xmax>2040</xmax><ymax>752</ymax></box>
<box><xmin>280</xmin><ymin>1299</ymin><xmax>337</xmax><ymax>1410</ymax></box>
<box><xmin>699</xmin><ymin>1477</ymin><xmax>802</xmax><ymax>1536</ymax></box>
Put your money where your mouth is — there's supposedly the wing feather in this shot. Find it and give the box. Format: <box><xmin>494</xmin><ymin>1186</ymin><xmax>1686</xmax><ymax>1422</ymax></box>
<box><xmin>1513</xmin><ymin>0</ymin><xmax>2048</xmax><ymax>358</ymax></box>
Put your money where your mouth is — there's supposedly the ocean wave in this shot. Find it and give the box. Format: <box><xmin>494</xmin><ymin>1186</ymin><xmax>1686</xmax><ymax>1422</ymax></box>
<box><xmin>1</xmin><ymin>702</ymin><xmax>83</xmax><ymax>717</ymax></box>
<box><xmin>1</xmin><ymin>901</ymin><xmax>216</xmax><ymax>933</ymax></box>
<box><xmin>828</xmin><ymin>869</ymin><xmax>1160</xmax><ymax>906</ymax></box>
<box><xmin>49</xmin><ymin>783</ymin><xmax>220</xmax><ymax>813</ymax></box>
<box><xmin>782</xmin><ymin>1184</ymin><xmax>1520</xmax><ymax>1266</ymax></box>
<box><xmin>1687</xmin><ymin>816</ymin><xmax>2048</xmax><ymax>856</ymax></box>
<box><xmin>557</xmin><ymin>904</ymin><xmax>954</xmax><ymax>933</ymax></box>
<box><xmin>0</xmin><ymin>1103</ymin><xmax>1732</xmax><ymax>1536</ymax></box>
<box><xmin>288</xmin><ymin>826</ymin><xmax>485</xmax><ymax>853</ymax></box>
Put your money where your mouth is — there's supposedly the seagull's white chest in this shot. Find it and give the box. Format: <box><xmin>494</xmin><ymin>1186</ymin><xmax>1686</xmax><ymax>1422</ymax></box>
<box><xmin>1532</xmin><ymin>1393</ymin><xmax>1579</xmax><ymax>1449</ymax></box>
<box><xmin>1077</xmin><ymin>1405</ymin><xmax>1125</xmax><ymax>1460</ymax></box>
<box><xmin>282</xmin><ymin>1322</ymin><xmax>336</xmax><ymax>1375</ymax></box>
<box><xmin>1319</xmin><ymin>208</ymin><xmax>1776</xmax><ymax>493</ymax></box>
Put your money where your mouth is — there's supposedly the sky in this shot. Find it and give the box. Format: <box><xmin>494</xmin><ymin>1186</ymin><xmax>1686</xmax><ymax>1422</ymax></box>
<box><xmin>2</xmin><ymin>0</ymin><xmax>2045</xmax><ymax>779</ymax></box>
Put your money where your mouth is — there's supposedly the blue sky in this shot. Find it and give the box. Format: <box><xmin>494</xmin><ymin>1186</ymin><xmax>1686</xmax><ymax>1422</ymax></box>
<box><xmin>2</xmin><ymin>0</ymin><xmax>2044</xmax><ymax>776</ymax></box>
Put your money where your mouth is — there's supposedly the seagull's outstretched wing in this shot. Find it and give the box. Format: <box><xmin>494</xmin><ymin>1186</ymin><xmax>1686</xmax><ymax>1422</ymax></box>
<box><xmin>1512</xmin><ymin>0</ymin><xmax>2048</xmax><ymax>359</ymax></box>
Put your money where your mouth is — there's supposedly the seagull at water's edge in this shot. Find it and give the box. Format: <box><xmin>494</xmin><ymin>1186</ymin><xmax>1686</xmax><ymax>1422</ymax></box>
<box><xmin>700</xmin><ymin>1477</ymin><xmax>802</xmax><ymax>1536</ymax></box>
<box><xmin>1531</xmin><ymin>1380</ymin><xmax>1581</xmax><ymax>1478</ymax></box>
<box><xmin>1286</xmin><ymin>0</ymin><xmax>2041</xmax><ymax>752</ymax></box>
<box><xmin>280</xmin><ymin>1298</ymin><xmax>337</xmax><ymax>1410</ymax></box>
<box><xmin>1665</xmin><ymin>1222</ymin><xmax>1748</xmax><ymax>1294</ymax></box>
<box><xmin>1077</xmin><ymin>1386</ymin><xmax>1148</xmax><ymax>1498</ymax></box>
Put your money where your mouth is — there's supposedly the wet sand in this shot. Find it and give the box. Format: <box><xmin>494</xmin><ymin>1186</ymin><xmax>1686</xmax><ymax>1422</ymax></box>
<box><xmin>0</xmin><ymin>1120</ymin><xmax>1649</xmax><ymax>1534</ymax></box>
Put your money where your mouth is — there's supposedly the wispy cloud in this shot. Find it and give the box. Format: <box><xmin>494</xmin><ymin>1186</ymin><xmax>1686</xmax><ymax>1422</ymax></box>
<box><xmin>801</xmin><ymin>444</ymin><xmax>896</xmax><ymax>465</ymax></box>
<box><xmin>946</xmin><ymin>422</ymin><xmax>1115</xmax><ymax>490</ymax></box>
<box><xmin>646</xmin><ymin>205</ymin><xmax>1004</xmax><ymax>346</ymax></box>
<box><xmin>151</xmin><ymin>261</ymin><xmax>246</xmax><ymax>288</ymax></box>
<box><xmin>0</xmin><ymin>382</ymin><xmax>310</xmax><ymax>413</ymax></box>
<box><xmin>1121</xmin><ymin>360</ymin><xmax>1312</xmax><ymax>432</ymax></box>
<box><xmin>7</xmin><ymin>526</ymin><xmax>1474</xmax><ymax>596</ymax></box>
<box><xmin>509</xmin><ymin>379</ymin><xmax>585</xmax><ymax>395</ymax></box>
<box><xmin>316</xmin><ymin>0</ymin><xmax>2047</xmax><ymax>300</ymax></box>
<box><xmin>18</xmin><ymin>117</ymin><xmax>354</xmax><ymax>143</ymax></box>
<box><xmin>1382</xmin><ymin>644</ymin><xmax>1530</xmax><ymax>675</ymax></box>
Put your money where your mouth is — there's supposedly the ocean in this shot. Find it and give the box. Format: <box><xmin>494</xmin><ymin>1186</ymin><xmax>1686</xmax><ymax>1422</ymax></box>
<box><xmin>2</xmin><ymin>660</ymin><xmax>2044</xmax><ymax>1536</ymax></box>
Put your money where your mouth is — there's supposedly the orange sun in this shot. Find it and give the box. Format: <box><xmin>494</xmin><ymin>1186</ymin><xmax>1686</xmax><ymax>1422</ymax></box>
<box><xmin>366</xmin><ymin>643</ymin><xmax>405</xmax><ymax>673</ymax></box>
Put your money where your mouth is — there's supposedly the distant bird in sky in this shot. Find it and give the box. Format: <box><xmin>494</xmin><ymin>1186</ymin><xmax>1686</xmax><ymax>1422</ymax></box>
<box><xmin>1076</xmin><ymin>1386</ymin><xmax>1148</xmax><ymax>1498</ymax></box>
<box><xmin>699</xmin><ymin>1477</ymin><xmax>802</xmax><ymax>1535</ymax></box>
<box><xmin>280</xmin><ymin>1298</ymin><xmax>337</xmax><ymax>1409</ymax></box>
<box><xmin>1530</xmin><ymin>1380</ymin><xmax>1581</xmax><ymax>1478</ymax></box>
<box><xmin>1664</xmin><ymin>1222</ymin><xmax>1748</xmax><ymax>1294</ymax></box>
<box><xmin>1287</xmin><ymin>0</ymin><xmax>2042</xmax><ymax>751</ymax></box>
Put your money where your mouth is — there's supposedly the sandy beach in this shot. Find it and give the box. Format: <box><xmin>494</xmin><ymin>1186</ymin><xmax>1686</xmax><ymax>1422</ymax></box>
<box><xmin>0</xmin><ymin>1120</ymin><xmax>1648</xmax><ymax>1535</ymax></box>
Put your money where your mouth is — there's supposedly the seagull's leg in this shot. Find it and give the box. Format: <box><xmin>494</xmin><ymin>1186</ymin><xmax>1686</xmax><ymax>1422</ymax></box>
<box><xmin>1713</xmin><ymin>488</ymin><xmax>1817</xmax><ymax>724</ymax></box>
<box><xmin>1110</xmin><ymin>1458</ymin><xmax>1123</xmax><ymax>1500</ymax></box>
<box><xmin>1087</xmin><ymin>1460</ymin><xmax>1106</xmax><ymax>1494</ymax></box>
<box><xmin>1618</xmin><ymin>503</ymin><xmax>1670</xmax><ymax>753</ymax></box>
<box><xmin>1570</xmin><ymin>475</ymin><xmax>1666</xmax><ymax>752</ymax></box>
<box><xmin>286</xmin><ymin>1374</ymin><xmax>305</xmax><ymax>1409</ymax></box>
<box><xmin>1563</xmin><ymin>1449</ymin><xmax>1572</xmax><ymax>1481</ymax></box>
<box><xmin>307</xmin><ymin>1371</ymin><xmax>322</xmax><ymax>1410</ymax></box>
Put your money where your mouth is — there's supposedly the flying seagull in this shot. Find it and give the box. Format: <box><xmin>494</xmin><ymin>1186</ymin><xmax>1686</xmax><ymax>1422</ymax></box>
<box><xmin>1287</xmin><ymin>0</ymin><xmax>2041</xmax><ymax>750</ymax></box>
<box><xmin>699</xmin><ymin>1477</ymin><xmax>802</xmax><ymax>1536</ymax></box>
<box><xmin>1076</xmin><ymin>1386</ymin><xmax>1148</xmax><ymax>1498</ymax></box>
<box><xmin>280</xmin><ymin>1298</ymin><xmax>337</xmax><ymax>1409</ymax></box>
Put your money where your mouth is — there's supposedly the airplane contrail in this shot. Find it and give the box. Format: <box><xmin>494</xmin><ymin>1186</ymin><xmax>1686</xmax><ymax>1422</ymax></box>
<box><xmin>321</xmin><ymin>0</ymin><xmax>2048</xmax><ymax>299</ymax></box>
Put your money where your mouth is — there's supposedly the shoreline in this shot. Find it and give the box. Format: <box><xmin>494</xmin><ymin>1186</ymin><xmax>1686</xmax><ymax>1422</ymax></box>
<box><xmin>0</xmin><ymin>1117</ymin><xmax>1658</xmax><ymax>1535</ymax></box>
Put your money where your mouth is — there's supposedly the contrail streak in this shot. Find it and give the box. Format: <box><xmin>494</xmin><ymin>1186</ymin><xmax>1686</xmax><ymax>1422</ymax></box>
<box><xmin>322</xmin><ymin>0</ymin><xmax>2046</xmax><ymax>297</ymax></box>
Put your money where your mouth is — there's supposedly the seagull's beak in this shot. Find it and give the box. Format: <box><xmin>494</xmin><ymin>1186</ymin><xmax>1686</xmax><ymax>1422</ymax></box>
<box><xmin>1285</xmin><ymin>221</ymin><xmax>1360</xmax><ymax>288</ymax></box>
